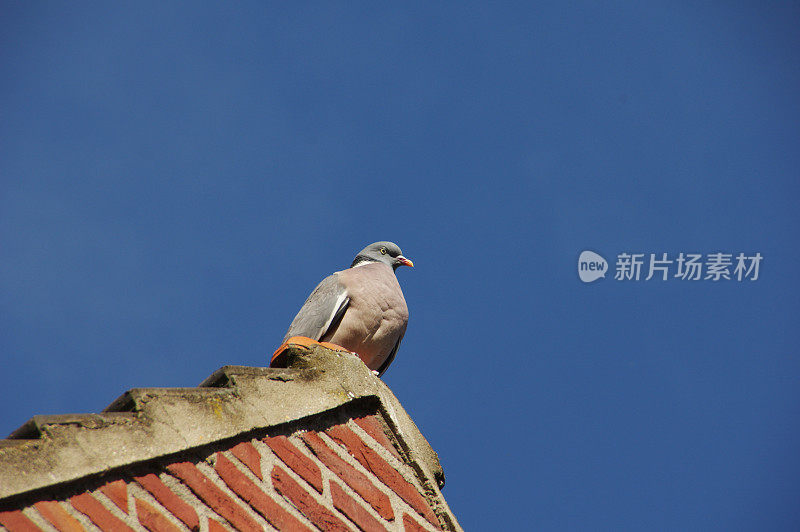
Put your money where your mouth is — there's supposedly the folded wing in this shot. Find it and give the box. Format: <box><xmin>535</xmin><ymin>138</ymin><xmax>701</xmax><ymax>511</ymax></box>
<box><xmin>283</xmin><ymin>274</ymin><xmax>350</xmax><ymax>343</ymax></box>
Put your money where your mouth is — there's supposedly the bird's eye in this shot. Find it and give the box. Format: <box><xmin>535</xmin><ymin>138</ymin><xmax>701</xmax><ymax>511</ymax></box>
<box><xmin>380</xmin><ymin>247</ymin><xmax>387</xmax><ymax>255</ymax></box>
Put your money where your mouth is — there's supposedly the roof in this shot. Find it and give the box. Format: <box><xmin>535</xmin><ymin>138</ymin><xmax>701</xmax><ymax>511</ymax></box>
<box><xmin>0</xmin><ymin>343</ymin><xmax>460</xmax><ymax>531</ymax></box>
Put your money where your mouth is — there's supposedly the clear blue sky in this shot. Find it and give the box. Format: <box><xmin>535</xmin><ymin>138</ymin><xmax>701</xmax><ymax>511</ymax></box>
<box><xmin>2</xmin><ymin>3</ymin><xmax>799</xmax><ymax>530</ymax></box>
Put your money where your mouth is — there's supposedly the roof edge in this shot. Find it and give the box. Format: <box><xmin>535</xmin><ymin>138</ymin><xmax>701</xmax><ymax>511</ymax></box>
<box><xmin>0</xmin><ymin>345</ymin><xmax>444</xmax><ymax>502</ymax></box>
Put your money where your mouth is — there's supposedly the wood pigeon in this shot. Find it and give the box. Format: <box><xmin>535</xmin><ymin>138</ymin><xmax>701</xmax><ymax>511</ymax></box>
<box><xmin>273</xmin><ymin>241</ymin><xmax>413</xmax><ymax>376</ymax></box>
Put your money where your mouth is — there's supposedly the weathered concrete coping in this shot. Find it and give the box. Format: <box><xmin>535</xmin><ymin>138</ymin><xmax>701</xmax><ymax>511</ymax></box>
<box><xmin>0</xmin><ymin>344</ymin><xmax>444</xmax><ymax>502</ymax></box>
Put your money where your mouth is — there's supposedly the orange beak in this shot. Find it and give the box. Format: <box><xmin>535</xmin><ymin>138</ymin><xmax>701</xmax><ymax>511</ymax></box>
<box><xmin>397</xmin><ymin>255</ymin><xmax>414</xmax><ymax>267</ymax></box>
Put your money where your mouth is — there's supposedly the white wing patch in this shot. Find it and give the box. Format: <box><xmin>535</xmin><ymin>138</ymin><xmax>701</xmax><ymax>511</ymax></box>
<box><xmin>319</xmin><ymin>291</ymin><xmax>349</xmax><ymax>338</ymax></box>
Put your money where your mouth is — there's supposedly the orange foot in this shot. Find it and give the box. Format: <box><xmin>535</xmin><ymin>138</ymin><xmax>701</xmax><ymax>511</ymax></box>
<box><xmin>270</xmin><ymin>336</ymin><xmax>350</xmax><ymax>368</ymax></box>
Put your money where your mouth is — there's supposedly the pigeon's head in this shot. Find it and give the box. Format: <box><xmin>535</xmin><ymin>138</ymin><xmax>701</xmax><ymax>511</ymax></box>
<box><xmin>351</xmin><ymin>241</ymin><xmax>414</xmax><ymax>271</ymax></box>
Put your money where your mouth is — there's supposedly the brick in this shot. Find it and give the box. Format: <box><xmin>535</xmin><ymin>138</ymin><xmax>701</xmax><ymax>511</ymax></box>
<box><xmin>33</xmin><ymin>501</ymin><xmax>83</xmax><ymax>532</ymax></box>
<box><xmin>166</xmin><ymin>462</ymin><xmax>262</xmax><ymax>532</ymax></box>
<box><xmin>327</xmin><ymin>425</ymin><xmax>440</xmax><ymax>529</ymax></box>
<box><xmin>330</xmin><ymin>480</ymin><xmax>388</xmax><ymax>532</ymax></box>
<box><xmin>0</xmin><ymin>510</ymin><xmax>41</xmax><ymax>532</ymax></box>
<box><xmin>214</xmin><ymin>453</ymin><xmax>311</xmax><ymax>532</ymax></box>
<box><xmin>271</xmin><ymin>465</ymin><xmax>350</xmax><ymax>532</ymax></box>
<box><xmin>134</xmin><ymin>473</ymin><xmax>200</xmax><ymax>531</ymax></box>
<box><xmin>301</xmin><ymin>432</ymin><xmax>394</xmax><ymax>521</ymax></box>
<box><xmin>207</xmin><ymin>520</ymin><xmax>227</xmax><ymax>532</ymax></box>
<box><xmin>264</xmin><ymin>435</ymin><xmax>323</xmax><ymax>493</ymax></box>
<box><xmin>403</xmin><ymin>512</ymin><xmax>430</xmax><ymax>532</ymax></box>
<box><xmin>352</xmin><ymin>415</ymin><xmax>402</xmax><ymax>460</ymax></box>
<box><xmin>230</xmin><ymin>441</ymin><xmax>263</xmax><ymax>480</ymax></box>
<box><xmin>69</xmin><ymin>492</ymin><xmax>136</xmax><ymax>531</ymax></box>
<box><xmin>135</xmin><ymin>498</ymin><xmax>182</xmax><ymax>532</ymax></box>
<box><xmin>100</xmin><ymin>479</ymin><xmax>129</xmax><ymax>513</ymax></box>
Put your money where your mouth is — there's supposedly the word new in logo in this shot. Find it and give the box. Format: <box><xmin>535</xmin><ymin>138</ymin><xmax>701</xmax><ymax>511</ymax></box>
<box><xmin>578</xmin><ymin>251</ymin><xmax>608</xmax><ymax>283</ymax></box>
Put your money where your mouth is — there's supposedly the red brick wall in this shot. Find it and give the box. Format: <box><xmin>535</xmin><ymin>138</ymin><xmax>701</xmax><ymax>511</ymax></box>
<box><xmin>0</xmin><ymin>414</ymin><xmax>443</xmax><ymax>531</ymax></box>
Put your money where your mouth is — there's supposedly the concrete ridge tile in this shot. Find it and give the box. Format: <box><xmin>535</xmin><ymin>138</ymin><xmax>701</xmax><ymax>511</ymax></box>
<box><xmin>8</xmin><ymin>413</ymin><xmax>139</xmax><ymax>440</ymax></box>
<box><xmin>0</xmin><ymin>344</ymin><xmax>449</xmax><ymax>527</ymax></box>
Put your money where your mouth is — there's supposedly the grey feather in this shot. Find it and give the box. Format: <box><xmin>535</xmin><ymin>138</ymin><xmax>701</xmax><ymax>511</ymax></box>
<box><xmin>283</xmin><ymin>274</ymin><xmax>350</xmax><ymax>342</ymax></box>
<box><xmin>375</xmin><ymin>334</ymin><xmax>403</xmax><ymax>377</ymax></box>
